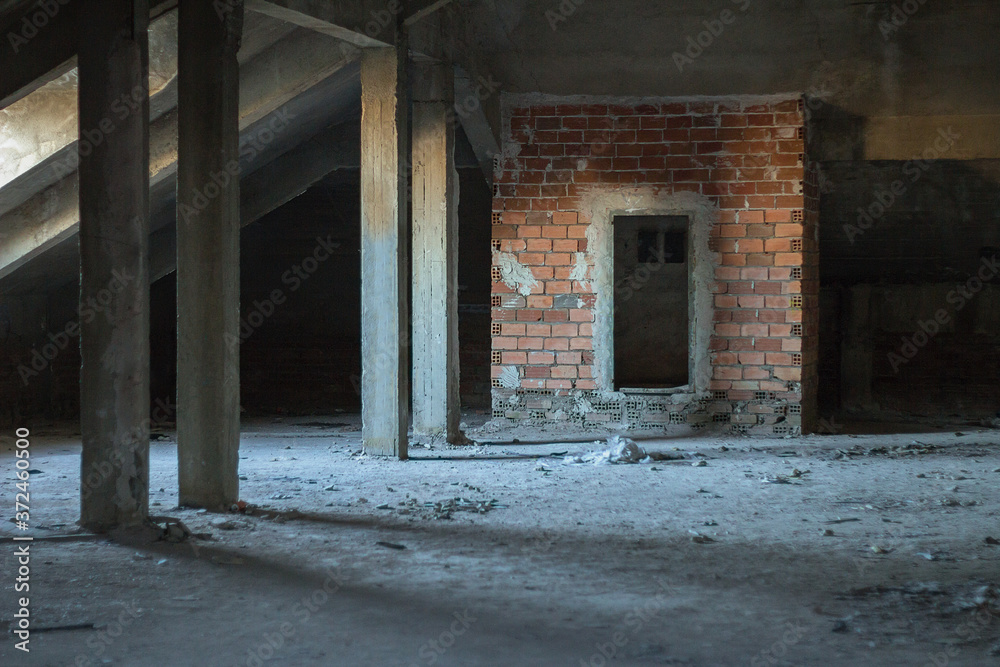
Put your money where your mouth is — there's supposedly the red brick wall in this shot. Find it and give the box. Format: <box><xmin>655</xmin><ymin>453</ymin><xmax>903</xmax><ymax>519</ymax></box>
<box><xmin>491</xmin><ymin>97</ymin><xmax>818</xmax><ymax>434</ymax></box>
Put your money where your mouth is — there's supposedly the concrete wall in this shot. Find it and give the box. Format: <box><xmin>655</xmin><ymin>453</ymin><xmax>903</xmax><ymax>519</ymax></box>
<box><xmin>489</xmin><ymin>95</ymin><xmax>818</xmax><ymax>434</ymax></box>
<box><xmin>0</xmin><ymin>167</ymin><xmax>494</xmax><ymax>427</ymax></box>
<box><xmin>818</xmin><ymin>159</ymin><xmax>1000</xmax><ymax>421</ymax></box>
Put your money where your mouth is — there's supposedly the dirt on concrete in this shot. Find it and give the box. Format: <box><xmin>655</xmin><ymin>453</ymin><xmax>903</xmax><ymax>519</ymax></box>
<box><xmin>1</xmin><ymin>416</ymin><xmax>999</xmax><ymax>666</ymax></box>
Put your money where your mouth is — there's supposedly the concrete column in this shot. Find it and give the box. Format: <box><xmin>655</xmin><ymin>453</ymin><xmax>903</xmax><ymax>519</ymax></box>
<box><xmin>176</xmin><ymin>0</ymin><xmax>242</xmax><ymax>508</ymax></box>
<box><xmin>360</xmin><ymin>42</ymin><xmax>409</xmax><ymax>459</ymax></box>
<box><xmin>411</xmin><ymin>63</ymin><xmax>462</xmax><ymax>442</ymax></box>
<box><xmin>78</xmin><ymin>0</ymin><xmax>151</xmax><ymax>530</ymax></box>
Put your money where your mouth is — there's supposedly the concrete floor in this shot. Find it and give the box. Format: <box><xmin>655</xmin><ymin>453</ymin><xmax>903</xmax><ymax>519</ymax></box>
<box><xmin>2</xmin><ymin>417</ymin><xmax>999</xmax><ymax>666</ymax></box>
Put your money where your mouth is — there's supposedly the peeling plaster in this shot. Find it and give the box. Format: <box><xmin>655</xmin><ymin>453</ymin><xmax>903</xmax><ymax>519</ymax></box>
<box><xmin>498</xmin><ymin>366</ymin><xmax>520</xmax><ymax>389</ymax></box>
<box><xmin>493</xmin><ymin>250</ymin><xmax>538</xmax><ymax>296</ymax></box>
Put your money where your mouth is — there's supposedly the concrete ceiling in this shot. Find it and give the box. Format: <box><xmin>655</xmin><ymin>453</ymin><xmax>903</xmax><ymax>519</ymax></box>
<box><xmin>457</xmin><ymin>0</ymin><xmax>1000</xmax><ymax>117</ymax></box>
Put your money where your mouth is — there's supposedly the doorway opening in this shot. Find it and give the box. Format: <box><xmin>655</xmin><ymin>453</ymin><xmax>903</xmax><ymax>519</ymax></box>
<box><xmin>613</xmin><ymin>215</ymin><xmax>690</xmax><ymax>390</ymax></box>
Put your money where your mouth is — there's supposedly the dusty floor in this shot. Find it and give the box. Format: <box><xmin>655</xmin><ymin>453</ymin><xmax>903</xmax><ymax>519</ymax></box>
<box><xmin>1</xmin><ymin>416</ymin><xmax>999</xmax><ymax>666</ymax></box>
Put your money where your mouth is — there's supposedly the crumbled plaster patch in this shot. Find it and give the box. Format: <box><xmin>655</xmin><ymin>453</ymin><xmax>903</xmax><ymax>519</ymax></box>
<box><xmin>498</xmin><ymin>366</ymin><xmax>520</xmax><ymax>389</ymax></box>
<box><xmin>493</xmin><ymin>250</ymin><xmax>538</xmax><ymax>297</ymax></box>
<box><xmin>569</xmin><ymin>251</ymin><xmax>589</xmax><ymax>288</ymax></box>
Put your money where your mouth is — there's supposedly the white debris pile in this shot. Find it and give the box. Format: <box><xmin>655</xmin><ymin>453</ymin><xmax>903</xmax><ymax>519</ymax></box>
<box><xmin>564</xmin><ymin>436</ymin><xmax>650</xmax><ymax>465</ymax></box>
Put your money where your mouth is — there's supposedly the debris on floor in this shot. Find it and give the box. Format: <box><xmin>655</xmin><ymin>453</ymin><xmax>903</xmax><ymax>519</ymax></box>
<box><xmin>427</xmin><ymin>497</ymin><xmax>506</xmax><ymax>520</ymax></box>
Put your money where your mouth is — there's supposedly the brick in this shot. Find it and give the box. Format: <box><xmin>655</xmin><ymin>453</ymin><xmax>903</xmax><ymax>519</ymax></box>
<box><xmin>542</xmin><ymin>226</ymin><xmax>568</xmax><ymax>239</ymax></box>
<box><xmin>492</xmin><ymin>225</ymin><xmax>516</xmax><ymax>239</ymax></box>
<box><xmin>774</xmin><ymin>366</ymin><xmax>802</xmax><ymax>381</ymax></box>
<box><xmin>715</xmin><ymin>295</ymin><xmax>738</xmax><ymax>308</ymax></box>
<box><xmin>551</xmin><ymin>323</ymin><xmax>578</xmax><ymax>337</ymax></box>
<box><xmin>566</xmin><ymin>225</ymin><xmax>589</xmax><ymax>239</ymax></box>
<box><xmin>517</xmin><ymin>252</ymin><xmax>546</xmax><ymax>265</ymax></box>
<box><xmin>714</xmin><ymin>352</ymin><xmax>738</xmax><ymax>365</ymax></box>
<box><xmin>525</xmin><ymin>366</ymin><xmax>550</xmax><ymax>378</ymax></box>
<box><xmin>516</xmin><ymin>337</ymin><xmax>543</xmax><ymax>350</ymax></box>
<box><xmin>526</xmin><ymin>323</ymin><xmax>551</xmax><ymax>337</ymax></box>
<box><xmin>775</xmin><ymin>223</ymin><xmax>804</xmax><ymax>237</ymax></box>
<box><xmin>741</xmin><ymin>324</ymin><xmax>768</xmax><ymax>337</ymax></box>
<box><xmin>544</xmin><ymin>338</ymin><xmax>570</xmax><ymax>351</ymax></box>
<box><xmin>550</xmin><ymin>365</ymin><xmax>578</xmax><ymax>379</ymax></box>
<box><xmin>546</xmin><ymin>281</ymin><xmax>572</xmax><ymax>294</ymax></box>
<box><xmin>743</xmin><ymin>367</ymin><xmax>771</xmax><ymax>380</ymax></box>
<box><xmin>543</xmin><ymin>310</ymin><xmax>569</xmax><ymax>322</ymax></box>
<box><xmin>740</xmin><ymin>267</ymin><xmax>769</xmax><ymax>280</ymax></box>
<box><xmin>722</xmin><ymin>253</ymin><xmax>746</xmax><ymax>266</ymax></box>
<box><xmin>528</xmin><ymin>351</ymin><xmax>555</xmax><ymax>364</ymax></box>
<box><xmin>517</xmin><ymin>225</ymin><xmax>542</xmax><ymax>238</ymax></box>
<box><xmin>714</xmin><ymin>366</ymin><xmax>742</xmax><ymax>380</ymax></box>
<box><xmin>552</xmin><ymin>211</ymin><xmax>578</xmax><ymax>225</ymax></box>
<box><xmin>737</xmin><ymin>295</ymin><xmax>764</xmax><ymax>308</ymax></box>
<box><xmin>775</xmin><ymin>252</ymin><xmax>804</xmax><ymax>266</ymax></box>
<box><xmin>764</xmin><ymin>209</ymin><xmax>792</xmax><ymax>223</ymax></box>
<box><xmin>569</xmin><ymin>308</ymin><xmax>594</xmax><ymax>322</ymax></box>
<box><xmin>523</xmin><ymin>296</ymin><xmax>550</xmax><ymax>309</ymax></box>
<box><xmin>753</xmin><ymin>282</ymin><xmax>781</xmax><ymax>295</ymax></box>
<box><xmin>525</xmin><ymin>238</ymin><xmax>553</xmax><ymax>252</ymax></box>
<box><xmin>501</xmin><ymin>323</ymin><xmax>525</xmax><ymax>336</ymax></box>
<box><xmin>502</xmin><ymin>351</ymin><xmax>527</xmax><ymax>365</ymax></box>
<box><xmin>738</xmin><ymin>352</ymin><xmax>765</xmax><ymax>365</ymax></box>
<box><xmin>715</xmin><ymin>323</ymin><xmax>741</xmax><ymax>337</ymax></box>
<box><xmin>516</xmin><ymin>309</ymin><xmax>543</xmax><ymax>322</ymax></box>
<box><xmin>557</xmin><ymin>351</ymin><xmax>582</xmax><ymax>365</ymax></box>
<box><xmin>552</xmin><ymin>239</ymin><xmax>579</xmax><ymax>252</ymax></box>
<box><xmin>781</xmin><ymin>338</ymin><xmax>802</xmax><ymax>352</ymax></box>
<box><xmin>493</xmin><ymin>336</ymin><xmax>517</xmax><ymax>350</ymax></box>
<box><xmin>546</xmin><ymin>379</ymin><xmax>573</xmax><ymax>389</ymax></box>
<box><xmin>569</xmin><ymin>338</ymin><xmax>593</xmax><ymax>350</ymax></box>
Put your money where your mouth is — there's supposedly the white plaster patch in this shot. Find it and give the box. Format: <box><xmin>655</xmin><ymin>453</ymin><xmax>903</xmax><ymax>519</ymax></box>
<box><xmin>493</xmin><ymin>250</ymin><xmax>538</xmax><ymax>297</ymax></box>
<box><xmin>498</xmin><ymin>366</ymin><xmax>520</xmax><ymax>389</ymax></box>
<box><xmin>569</xmin><ymin>251</ymin><xmax>589</xmax><ymax>289</ymax></box>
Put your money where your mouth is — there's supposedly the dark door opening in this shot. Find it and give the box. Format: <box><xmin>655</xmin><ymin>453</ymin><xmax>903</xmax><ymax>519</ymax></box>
<box><xmin>613</xmin><ymin>215</ymin><xmax>689</xmax><ymax>389</ymax></box>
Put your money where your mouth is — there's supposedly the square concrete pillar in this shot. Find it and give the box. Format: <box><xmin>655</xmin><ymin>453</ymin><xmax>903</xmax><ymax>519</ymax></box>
<box><xmin>411</xmin><ymin>62</ymin><xmax>463</xmax><ymax>443</ymax></box>
<box><xmin>176</xmin><ymin>0</ymin><xmax>243</xmax><ymax>508</ymax></box>
<box><xmin>78</xmin><ymin>0</ymin><xmax>151</xmax><ymax>530</ymax></box>
<box><xmin>360</xmin><ymin>42</ymin><xmax>409</xmax><ymax>458</ymax></box>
